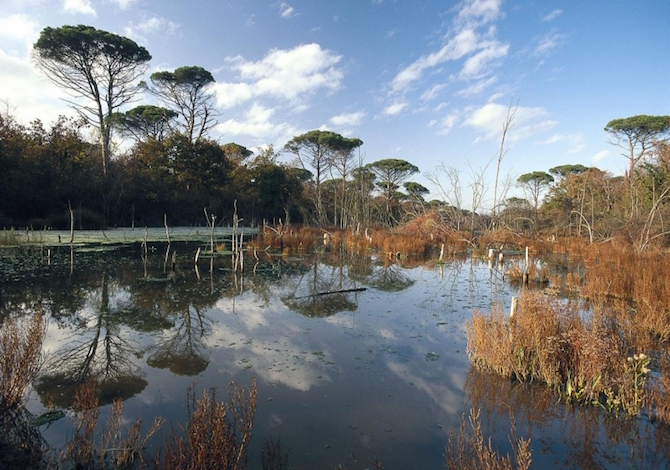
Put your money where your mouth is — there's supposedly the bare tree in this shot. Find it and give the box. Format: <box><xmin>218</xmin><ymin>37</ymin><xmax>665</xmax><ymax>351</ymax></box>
<box><xmin>426</xmin><ymin>164</ymin><xmax>465</xmax><ymax>231</ymax></box>
<box><xmin>491</xmin><ymin>100</ymin><xmax>517</xmax><ymax>230</ymax></box>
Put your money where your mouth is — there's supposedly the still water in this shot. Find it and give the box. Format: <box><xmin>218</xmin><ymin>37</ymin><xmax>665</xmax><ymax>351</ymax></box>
<box><xmin>0</xmin><ymin>238</ymin><xmax>666</xmax><ymax>469</ymax></box>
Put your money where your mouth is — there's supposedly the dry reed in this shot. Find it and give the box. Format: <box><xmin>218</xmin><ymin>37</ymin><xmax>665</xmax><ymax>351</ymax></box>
<box><xmin>160</xmin><ymin>379</ymin><xmax>257</xmax><ymax>470</ymax></box>
<box><xmin>260</xmin><ymin>435</ymin><xmax>290</xmax><ymax>470</ymax></box>
<box><xmin>0</xmin><ymin>312</ymin><xmax>47</xmax><ymax>409</ymax></box>
<box><xmin>59</xmin><ymin>380</ymin><xmax>163</xmax><ymax>469</ymax></box>
<box><xmin>444</xmin><ymin>408</ymin><xmax>532</xmax><ymax>470</ymax></box>
<box><xmin>466</xmin><ymin>292</ymin><xmax>657</xmax><ymax>415</ymax></box>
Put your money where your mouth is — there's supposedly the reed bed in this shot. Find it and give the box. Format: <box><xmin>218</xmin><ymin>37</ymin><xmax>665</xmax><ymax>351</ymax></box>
<box><xmin>0</xmin><ymin>312</ymin><xmax>46</xmax><ymax>409</ymax></box>
<box><xmin>444</xmin><ymin>408</ymin><xmax>532</xmax><ymax>470</ymax></box>
<box><xmin>160</xmin><ymin>380</ymin><xmax>257</xmax><ymax>470</ymax></box>
<box><xmin>466</xmin><ymin>291</ymin><xmax>667</xmax><ymax>418</ymax></box>
<box><xmin>57</xmin><ymin>381</ymin><xmax>163</xmax><ymax>469</ymax></box>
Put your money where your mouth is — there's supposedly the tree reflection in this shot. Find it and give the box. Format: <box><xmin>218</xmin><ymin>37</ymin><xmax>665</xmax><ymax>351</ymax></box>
<box><xmin>35</xmin><ymin>271</ymin><xmax>147</xmax><ymax>407</ymax></box>
<box><xmin>282</xmin><ymin>254</ymin><xmax>360</xmax><ymax>317</ymax></box>
<box><xmin>146</xmin><ymin>305</ymin><xmax>211</xmax><ymax>376</ymax></box>
<box><xmin>366</xmin><ymin>260</ymin><xmax>415</xmax><ymax>292</ymax></box>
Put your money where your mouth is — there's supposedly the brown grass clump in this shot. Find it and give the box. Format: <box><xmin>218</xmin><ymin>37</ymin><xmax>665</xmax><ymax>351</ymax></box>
<box><xmin>160</xmin><ymin>379</ymin><xmax>257</xmax><ymax>470</ymax></box>
<box><xmin>466</xmin><ymin>292</ymin><xmax>657</xmax><ymax>415</ymax></box>
<box><xmin>445</xmin><ymin>408</ymin><xmax>532</xmax><ymax>470</ymax></box>
<box><xmin>580</xmin><ymin>248</ymin><xmax>670</xmax><ymax>342</ymax></box>
<box><xmin>0</xmin><ymin>312</ymin><xmax>47</xmax><ymax>409</ymax></box>
<box><xmin>60</xmin><ymin>381</ymin><xmax>163</xmax><ymax>469</ymax></box>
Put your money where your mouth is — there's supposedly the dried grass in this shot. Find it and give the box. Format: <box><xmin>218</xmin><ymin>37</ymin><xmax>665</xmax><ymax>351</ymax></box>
<box><xmin>160</xmin><ymin>379</ymin><xmax>257</xmax><ymax>470</ymax></box>
<box><xmin>445</xmin><ymin>408</ymin><xmax>532</xmax><ymax>470</ymax></box>
<box><xmin>466</xmin><ymin>292</ymin><xmax>657</xmax><ymax>415</ymax></box>
<box><xmin>59</xmin><ymin>380</ymin><xmax>163</xmax><ymax>469</ymax></box>
<box><xmin>0</xmin><ymin>312</ymin><xmax>47</xmax><ymax>409</ymax></box>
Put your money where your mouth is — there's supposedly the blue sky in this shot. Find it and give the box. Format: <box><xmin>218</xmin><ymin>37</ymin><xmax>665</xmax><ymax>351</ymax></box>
<box><xmin>1</xmin><ymin>0</ymin><xmax>668</xmax><ymax>206</ymax></box>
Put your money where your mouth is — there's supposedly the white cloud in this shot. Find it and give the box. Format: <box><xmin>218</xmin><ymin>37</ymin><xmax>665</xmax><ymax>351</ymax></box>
<box><xmin>390</xmin><ymin>29</ymin><xmax>479</xmax><ymax>92</ymax></box>
<box><xmin>537</xmin><ymin>133</ymin><xmax>586</xmax><ymax>154</ymax></box>
<box><xmin>216</xmin><ymin>102</ymin><xmax>296</xmax><ymax>143</ymax></box>
<box><xmin>454</xmin><ymin>0</ymin><xmax>503</xmax><ymax>30</ymax></box>
<box><xmin>464</xmin><ymin>102</ymin><xmax>556</xmax><ymax>142</ymax></box>
<box><xmin>330</xmin><ymin>111</ymin><xmax>365</xmax><ymax>127</ymax></box>
<box><xmin>279</xmin><ymin>3</ymin><xmax>295</xmax><ymax>18</ymax></box>
<box><xmin>111</xmin><ymin>0</ymin><xmax>137</xmax><ymax>9</ymax></box>
<box><xmin>592</xmin><ymin>150</ymin><xmax>610</xmax><ymax>163</ymax></box>
<box><xmin>389</xmin><ymin>0</ymin><xmax>507</xmax><ymax>94</ymax></box>
<box><xmin>0</xmin><ymin>49</ymin><xmax>72</xmax><ymax>125</ymax></box>
<box><xmin>0</xmin><ymin>14</ymin><xmax>39</xmax><ymax>46</ymax></box>
<box><xmin>420</xmin><ymin>83</ymin><xmax>448</xmax><ymax>101</ymax></box>
<box><xmin>533</xmin><ymin>31</ymin><xmax>565</xmax><ymax>56</ymax></box>
<box><xmin>459</xmin><ymin>40</ymin><xmax>508</xmax><ymax>78</ymax></box>
<box><xmin>62</xmin><ymin>0</ymin><xmax>96</xmax><ymax>16</ymax></box>
<box><xmin>542</xmin><ymin>9</ymin><xmax>562</xmax><ymax>21</ymax></box>
<box><xmin>434</xmin><ymin>101</ymin><xmax>450</xmax><ymax>112</ymax></box>
<box><xmin>456</xmin><ymin>76</ymin><xmax>497</xmax><ymax>97</ymax></box>
<box><xmin>214</xmin><ymin>43</ymin><xmax>343</xmax><ymax>109</ymax></box>
<box><xmin>433</xmin><ymin>110</ymin><xmax>460</xmax><ymax>135</ymax></box>
<box><xmin>125</xmin><ymin>16</ymin><xmax>180</xmax><ymax>43</ymax></box>
<box><xmin>383</xmin><ymin>102</ymin><xmax>408</xmax><ymax>116</ymax></box>
<box><xmin>212</xmin><ymin>82</ymin><xmax>254</xmax><ymax>109</ymax></box>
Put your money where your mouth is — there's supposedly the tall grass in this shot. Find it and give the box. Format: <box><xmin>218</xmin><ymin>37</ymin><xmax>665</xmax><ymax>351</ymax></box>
<box><xmin>0</xmin><ymin>312</ymin><xmax>47</xmax><ymax>409</ymax></box>
<box><xmin>160</xmin><ymin>380</ymin><xmax>257</xmax><ymax>470</ymax></box>
<box><xmin>444</xmin><ymin>408</ymin><xmax>532</xmax><ymax>470</ymax></box>
<box><xmin>58</xmin><ymin>381</ymin><xmax>163</xmax><ymax>469</ymax></box>
<box><xmin>466</xmin><ymin>292</ymin><xmax>661</xmax><ymax>416</ymax></box>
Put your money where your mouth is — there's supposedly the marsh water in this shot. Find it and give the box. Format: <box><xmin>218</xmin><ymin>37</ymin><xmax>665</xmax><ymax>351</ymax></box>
<box><xmin>0</xmin><ymin>232</ymin><xmax>667</xmax><ymax>469</ymax></box>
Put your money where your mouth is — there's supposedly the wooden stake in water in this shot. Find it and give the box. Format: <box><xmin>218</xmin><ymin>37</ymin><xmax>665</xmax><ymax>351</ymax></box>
<box><xmin>210</xmin><ymin>214</ymin><xmax>216</xmax><ymax>255</ymax></box>
<box><xmin>524</xmin><ymin>246</ymin><xmax>530</xmax><ymax>286</ymax></box>
<box><xmin>164</xmin><ymin>214</ymin><xmax>170</xmax><ymax>244</ymax></box>
<box><xmin>68</xmin><ymin>200</ymin><xmax>74</xmax><ymax>243</ymax></box>
<box><xmin>525</xmin><ymin>246</ymin><xmax>529</xmax><ymax>271</ymax></box>
<box><xmin>510</xmin><ymin>296</ymin><xmax>518</xmax><ymax>318</ymax></box>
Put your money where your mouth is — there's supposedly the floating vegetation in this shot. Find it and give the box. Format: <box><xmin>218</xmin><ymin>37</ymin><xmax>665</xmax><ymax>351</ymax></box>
<box><xmin>425</xmin><ymin>352</ymin><xmax>440</xmax><ymax>361</ymax></box>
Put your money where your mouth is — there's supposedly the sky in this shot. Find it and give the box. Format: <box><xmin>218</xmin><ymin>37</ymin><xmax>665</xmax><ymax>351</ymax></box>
<box><xmin>1</xmin><ymin>0</ymin><xmax>669</xmax><ymax>207</ymax></box>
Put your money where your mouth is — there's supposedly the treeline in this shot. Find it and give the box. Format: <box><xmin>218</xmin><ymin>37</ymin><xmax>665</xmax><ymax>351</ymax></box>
<box><xmin>0</xmin><ymin>24</ymin><xmax>432</xmax><ymax>230</ymax></box>
<box><xmin>0</xmin><ymin>111</ymin><xmax>431</xmax><ymax>229</ymax></box>
<box><xmin>502</xmin><ymin>141</ymin><xmax>670</xmax><ymax>250</ymax></box>
<box><xmin>4</xmin><ymin>23</ymin><xmax>670</xmax><ymax>249</ymax></box>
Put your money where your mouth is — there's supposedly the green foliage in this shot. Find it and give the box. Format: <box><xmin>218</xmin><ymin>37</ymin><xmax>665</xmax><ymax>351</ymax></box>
<box><xmin>367</xmin><ymin>158</ymin><xmax>419</xmax><ymax>194</ymax></box>
<box><xmin>605</xmin><ymin>115</ymin><xmax>670</xmax><ymax>135</ymax></box>
<box><xmin>605</xmin><ymin>115</ymin><xmax>670</xmax><ymax>178</ymax></box>
<box><xmin>33</xmin><ymin>25</ymin><xmax>151</xmax><ymax>174</ymax></box>
<box><xmin>221</xmin><ymin>142</ymin><xmax>253</xmax><ymax>164</ymax></box>
<box><xmin>284</xmin><ymin>130</ymin><xmax>363</xmax><ymax>225</ymax></box>
<box><xmin>148</xmin><ymin>65</ymin><xmax>217</xmax><ymax>142</ymax></box>
<box><xmin>366</xmin><ymin>159</ymin><xmax>420</xmax><ymax>224</ymax></box>
<box><xmin>404</xmin><ymin>181</ymin><xmax>429</xmax><ymax>200</ymax></box>
<box><xmin>517</xmin><ymin>171</ymin><xmax>554</xmax><ymax>186</ymax></box>
<box><xmin>34</xmin><ymin>25</ymin><xmax>151</xmax><ymax>64</ymax></box>
<box><xmin>548</xmin><ymin>164</ymin><xmax>590</xmax><ymax>178</ymax></box>
<box><xmin>110</xmin><ymin>105</ymin><xmax>177</xmax><ymax>142</ymax></box>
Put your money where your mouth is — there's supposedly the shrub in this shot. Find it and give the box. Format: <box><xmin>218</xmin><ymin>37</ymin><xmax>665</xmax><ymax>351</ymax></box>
<box><xmin>0</xmin><ymin>312</ymin><xmax>46</xmax><ymax>409</ymax></box>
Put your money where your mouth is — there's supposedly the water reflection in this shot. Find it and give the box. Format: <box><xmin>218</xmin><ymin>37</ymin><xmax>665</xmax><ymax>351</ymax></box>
<box><xmin>1</xmin><ymin>243</ymin><xmax>667</xmax><ymax>468</ymax></box>
<box><xmin>35</xmin><ymin>271</ymin><xmax>147</xmax><ymax>407</ymax></box>
<box><xmin>146</xmin><ymin>306</ymin><xmax>211</xmax><ymax>376</ymax></box>
<box><xmin>465</xmin><ymin>368</ymin><xmax>670</xmax><ymax>469</ymax></box>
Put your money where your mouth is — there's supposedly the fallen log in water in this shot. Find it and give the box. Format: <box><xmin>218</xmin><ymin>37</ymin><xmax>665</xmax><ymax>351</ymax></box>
<box><xmin>293</xmin><ymin>287</ymin><xmax>367</xmax><ymax>300</ymax></box>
